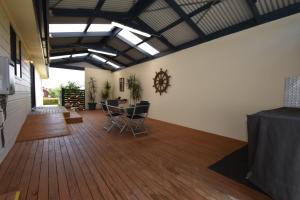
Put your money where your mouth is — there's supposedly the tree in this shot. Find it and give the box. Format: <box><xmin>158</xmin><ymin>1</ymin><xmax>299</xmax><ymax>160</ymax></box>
<box><xmin>48</xmin><ymin>87</ymin><xmax>61</xmax><ymax>98</ymax></box>
<box><xmin>63</xmin><ymin>81</ymin><xmax>81</xmax><ymax>91</ymax></box>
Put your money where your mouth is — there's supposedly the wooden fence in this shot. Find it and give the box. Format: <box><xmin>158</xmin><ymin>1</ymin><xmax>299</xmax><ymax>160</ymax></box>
<box><xmin>61</xmin><ymin>88</ymin><xmax>85</xmax><ymax>110</ymax></box>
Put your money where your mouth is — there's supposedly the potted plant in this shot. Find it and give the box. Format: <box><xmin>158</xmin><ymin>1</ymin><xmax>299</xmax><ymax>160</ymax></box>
<box><xmin>127</xmin><ymin>75</ymin><xmax>142</xmax><ymax>105</ymax></box>
<box><xmin>88</xmin><ymin>77</ymin><xmax>97</xmax><ymax>110</ymax></box>
<box><xmin>101</xmin><ymin>81</ymin><xmax>111</xmax><ymax>100</ymax></box>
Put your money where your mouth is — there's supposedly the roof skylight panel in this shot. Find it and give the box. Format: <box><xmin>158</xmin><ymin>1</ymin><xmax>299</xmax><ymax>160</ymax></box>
<box><xmin>87</xmin><ymin>24</ymin><xmax>115</xmax><ymax>32</ymax></box>
<box><xmin>137</xmin><ymin>42</ymin><xmax>160</xmax><ymax>56</ymax></box>
<box><xmin>50</xmin><ymin>55</ymin><xmax>71</xmax><ymax>60</ymax></box>
<box><xmin>91</xmin><ymin>54</ymin><xmax>107</xmax><ymax>63</ymax></box>
<box><xmin>71</xmin><ymin>53</ymin><xmax>89</xmax><ymax>58</ymax></box>
<box><xmin>49</xmin><ymin>24</ymin><xmax>87</xmax><ymax>33</ymax></box>
<box><xmin>112</xmin><ymin>22</ymin><xmax>151</xmax><ymax>37</ymax></box>
<box><xmin>107</xmin><ymin>61</ymin><xmax>121</xmax><ymax>69</ymax></box>
<box><xmin>88</xmin><ymin>49</ymin><xmax>117</xmax><ymax>57</ymax></box>
<box><xmin>117</xmin><ymin>29</ymin><xmax>143</xmax><ymax>46</ymax></box>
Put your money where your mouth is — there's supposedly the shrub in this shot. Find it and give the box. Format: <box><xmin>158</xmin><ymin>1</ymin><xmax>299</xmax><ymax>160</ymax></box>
<box><xmin>43</xmin><ymin>97</ymin><xmax>59</xmax><ymax>105</ymax></box>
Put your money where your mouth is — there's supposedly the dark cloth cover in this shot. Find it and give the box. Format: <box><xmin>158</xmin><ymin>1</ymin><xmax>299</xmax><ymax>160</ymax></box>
<box><xmin>247</xmin><ymin>107</ymin><xmax>300</xmax><ymax>200</ymax></box>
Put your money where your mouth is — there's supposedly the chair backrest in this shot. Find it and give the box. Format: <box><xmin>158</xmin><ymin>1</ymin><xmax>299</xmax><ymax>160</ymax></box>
<box><xmin>106</xmin><ymin>99</ymin><xmax>119</xmax><ymax>107</ymax></box>
<box><xmin>100</xmin><ymin>101</ymin><xmax>108</xmax><ymax>112</ymax></box>
<box><xmin>130</xmin><ymin>104</ymin><xmax>150</xmax><ymax>119</ymax></box>
<box><xmin>105</xmin><ymin>100</ymin><xmax>116</xmax><ymax>118</ymax></box>
<box><xmin>139</xmin><ymin>101</ymin><xmax>150</xmax><ymax>105</ymax></box>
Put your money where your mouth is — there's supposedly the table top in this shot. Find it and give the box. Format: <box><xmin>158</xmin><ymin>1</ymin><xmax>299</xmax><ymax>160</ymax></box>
<box><xmin>106</xmin><ymin>103</ymin><xmax>133</xmax><ymax>110</ymax></box>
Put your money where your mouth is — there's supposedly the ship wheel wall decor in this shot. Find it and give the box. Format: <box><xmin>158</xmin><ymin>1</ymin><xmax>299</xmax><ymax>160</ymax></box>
<box><xmin>153</xmin><ymin>68</ymin><xmax>171</xmax><ymax>95</ymax></box>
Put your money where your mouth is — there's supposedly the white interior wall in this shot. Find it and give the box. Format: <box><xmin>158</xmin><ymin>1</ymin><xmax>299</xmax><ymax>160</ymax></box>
<box><xmin>85</xmin><ymin>67</ymin><xmax>114</xmax><ymax>109</ymax></box>
<box><xmin>112</xmin><ymin>13</ymin><xmax>300</xmax><ymax>141</ymax></box>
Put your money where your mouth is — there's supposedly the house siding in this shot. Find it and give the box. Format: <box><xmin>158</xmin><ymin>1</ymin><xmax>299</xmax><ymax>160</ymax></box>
<box><xmin>0</xmin><ymin>2</ymin><xmax>32</xmax><ymax>163</ymax></box>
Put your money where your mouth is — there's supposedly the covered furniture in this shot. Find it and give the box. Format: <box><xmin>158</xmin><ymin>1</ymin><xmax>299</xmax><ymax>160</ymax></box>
<box><xmin>247</xmin><ymin>107</ymin><xmax>300</xmax><ymax>200</ymax></box>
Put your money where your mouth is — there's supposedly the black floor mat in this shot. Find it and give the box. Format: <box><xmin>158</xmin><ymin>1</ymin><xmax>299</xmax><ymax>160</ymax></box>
<box><xmin>209</xmin><ymin>145</ymin><xmax>266</xmax><ymax>194</ymax></box>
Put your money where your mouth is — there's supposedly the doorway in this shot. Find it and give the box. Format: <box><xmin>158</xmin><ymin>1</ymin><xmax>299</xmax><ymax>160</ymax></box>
<box><xmin>30</xmin><ymin>63</ymin><xmax>36</xmax><ymax>108</ymax></box>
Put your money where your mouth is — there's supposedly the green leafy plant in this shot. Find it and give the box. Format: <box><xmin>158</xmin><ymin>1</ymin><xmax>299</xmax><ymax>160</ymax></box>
<box><xmin>48</xmin><ymin>87</ymin><xmax>61</xmax><ymax>98</ymax></box>
<box><xmin>127</xmin><ymin>75</ymin><xmax>142</xmax><ymax>105</ymax></box>
<box><xmin>101</xmin><ymin>81</ymin><xmax>111</xmax><ymax>100</ymax></box>
<box><xmin>88</xmin><ymin>77</ymin><xmax>96</xmax><ymax>103</ymax></box>
<box><xmin>63</xmin><ymin>81</ymin><xmax>81</xmax><ymax>91</ymax></box>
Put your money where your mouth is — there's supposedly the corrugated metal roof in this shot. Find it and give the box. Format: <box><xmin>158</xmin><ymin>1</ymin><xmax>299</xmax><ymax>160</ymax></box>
<box><xmin>162</xmin><ymin>22</ymin><xmax>198</xmax><ymax>46</ymax></box>
<box><xmin>49</xmin><ymin>0</ymin><xmax>59</xmax><ymax>8</ymax></box>
<box><xmin>107</xmin><ymin>38</ymin><xmax>131</xmax><ymax>51</ymax></box>
<box><xmin>50</xmin><ymin>37</ymin><xmax>78</xmax><ymax>46</ymax></box>
<box><xmin>81</xmin><ymin>37</ymin><xmax>102</xmax><ymax>44</ymax></box>
<box><xmin>175</xmin><ymin>0</ymin><xmax>208</xmax><ymax>14</ymax></box>
<box><xmin>101</xmin><ymin>0</ymin><xmax>137</xmax><ymax>12</ymax></box>
<box><xmin>56</xmin><ymin>0</ymin><xmax>98</xmax><ymax>9</ymax></box>
<box><xmin>49</xmin><ymin>16</ymin><xmax>88</xmax><ymax>24</ymax></box>
<box><xmin>146</xmin><ymin>37</ymin><xmax>169</xmax><ymax>52</ymax></box>
<box><xmin>93</xmin><ymin>18</ymin><xmax>111</xmax><ymax>24</ymax></box>
<box><xmin>256</xmin><ymin>0</ymin><xmax>300</xmax><ymax>15</ymax></box>
<box><xmin>139</xmin><ymin>0</ymin><xmax>180</xmax><ymax>32</ymax></box>
<box><xmin>192</xmin><ymin>0</ymin><xmax>253</xmax><ymax>35</ymax></box>
<box><xmin>126</xmin><ymin>48</ymin><xmax>146</xmax><ymax>60</ymax></box>
<box><xmin>115</xmin><ymin>55</ymin><xmax>132</xmax><ymax>65</ymax></box>
<box><xmin>51</xmin><ymin>48</ymin><xmax>71</xmax><ymax>53</ymax></box>
<box><xmin>51</xmin><ymin>47</ymin><xmax>84</xmax><ymax>54</ymax></box>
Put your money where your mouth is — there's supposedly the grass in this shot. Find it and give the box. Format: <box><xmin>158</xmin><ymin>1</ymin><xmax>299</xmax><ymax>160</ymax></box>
<box><xmin>43</xmin><ymin>97</ymin><xmax>59</xmax><ymax>105</ymax></box>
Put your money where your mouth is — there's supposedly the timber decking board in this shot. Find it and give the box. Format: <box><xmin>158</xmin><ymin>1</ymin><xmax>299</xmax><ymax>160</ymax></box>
<box><xmin>16</xmin><ymin>113</ymin><xmax>70</xmax><ymax>142</ymax></box>
<box><xmin>0</xmin><ymin>110</ymin><xmax>271</xmax><ymax>200</ymax></box>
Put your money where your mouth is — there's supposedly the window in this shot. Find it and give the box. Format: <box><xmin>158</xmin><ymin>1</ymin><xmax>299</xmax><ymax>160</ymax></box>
<box><xmin>10</xmin><ymin>26</ymin><xmax>16</xmax><ymax>70</ymax></box>
<box><xmin>10</xmin><ymin>26</ymin><xmax>22</xmax><ymax>78</ymax></box>
<box><xmin>16</xmin><ymin>41</ymin><xmax>22</xmax><ymax>78</ymax></box>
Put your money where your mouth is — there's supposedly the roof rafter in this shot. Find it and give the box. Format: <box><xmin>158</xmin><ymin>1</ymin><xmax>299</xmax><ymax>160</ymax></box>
<box><xmin>128</xmin><ymin>0</ymin><xmax>155</xmax><ymax>18</ymax></box>
<box><xmin>246</xmin><ymin>0</ymin><xmax>262</xmax><ymax>24</ymax></box>
<box><xmin>51</xmin><ymin>8</ymin><xmax>129</xmax><ymax>21</ymax></box>
<box><xmin>77</xmin><ymin>0</ymin><xmax>106</xmax><ymax>43</ymax></box>
<box><xmin>165</xmin><ymin>0</ymin><xmax>206</xmax><ymax>41</ymax></box>
<box><xmin>105</xmin><ymin>43</ymin><xmax>137</xmax><ymax>64</ymax></box>
<box><xmin>50</xmin><ymin>31</ymin><xmax>112</xmax><ymax>38</ymax></box>
<box><xmin>158</xmin><ymin>1</ymin><xmax>218</xmax><ymax>34</ymax></box>
<box><xmin>51</xmin><ymin>43</ymin><xmax>116</xmax><ymax>54</ymax></box>
<box><xmin>50</xmin><ymin>64</ymin><xmax>85</xmax><ymax>71</ymax></box>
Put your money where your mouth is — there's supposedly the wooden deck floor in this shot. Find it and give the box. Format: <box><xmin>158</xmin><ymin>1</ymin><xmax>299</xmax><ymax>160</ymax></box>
<box><xmin>0</xmin><ymin>110</ymin><xmax>271</xmax><ymax>200</ymax></box>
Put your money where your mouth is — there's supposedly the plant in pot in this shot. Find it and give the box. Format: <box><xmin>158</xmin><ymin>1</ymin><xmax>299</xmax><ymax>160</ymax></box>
<box><xmin>101</xmin><ymin>81</ymin><xmax>111</xmax><ymax>101</ymax></box>
<box><xmin>88</xmin><ymin>77</ymin><xmax>97</xmax><ymax>110</ymax></box>
<box><xmin>127</xmin><ymin>75</ymin><xmax>142</xmax><ymax>105</ymax></box>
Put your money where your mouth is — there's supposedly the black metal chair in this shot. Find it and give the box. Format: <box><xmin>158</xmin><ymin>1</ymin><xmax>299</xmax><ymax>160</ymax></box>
<box><xmin>137</xmin><ymin>101</ymin><xmax>150</xmax><ymax>106</ymax></box>
<box><xmin>105</xmin><ymin>100</ymin><xmax>123</xmax><ymax>132</ymax></box>
<box><xmin>121</xmin><ymin>103</ymin><xmax>150</xmax><ymax>136</ymax></box>
<box><xmin>100</xmin><ymin>101</ymin><xmax>111</xmax><ymax>130</ymax></box>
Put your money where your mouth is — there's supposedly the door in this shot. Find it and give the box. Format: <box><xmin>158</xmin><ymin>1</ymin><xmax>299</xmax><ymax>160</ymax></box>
<box><xmin>30</xmin><ymin>63</ymin><xmax>36</xmax><ymax>108</ymax></box>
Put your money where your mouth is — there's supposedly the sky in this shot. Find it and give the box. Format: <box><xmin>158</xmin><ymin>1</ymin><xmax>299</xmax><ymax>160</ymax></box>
<box><xmin>42</xmin><ymin>68</ymin><xmax>85</xmax><ymax>89</ymax></box>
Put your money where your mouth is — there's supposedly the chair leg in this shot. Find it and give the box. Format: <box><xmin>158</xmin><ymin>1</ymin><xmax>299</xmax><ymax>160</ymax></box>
<box><xmin>106</xmin><ymin>123</ymin><xmax>114</xmax><ymax>132</ymax></box>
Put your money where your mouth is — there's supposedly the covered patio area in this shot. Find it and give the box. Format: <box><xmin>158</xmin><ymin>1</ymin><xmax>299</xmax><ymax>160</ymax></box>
<box><xmin>0</xmin><ymin>0</ymin><xmax>300</xmax><ymax>199</ymax></box>
<box><xmin>0</xmin><ymin>108</ymin><xmax>269</xmax><ymax>200</ymax></box>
